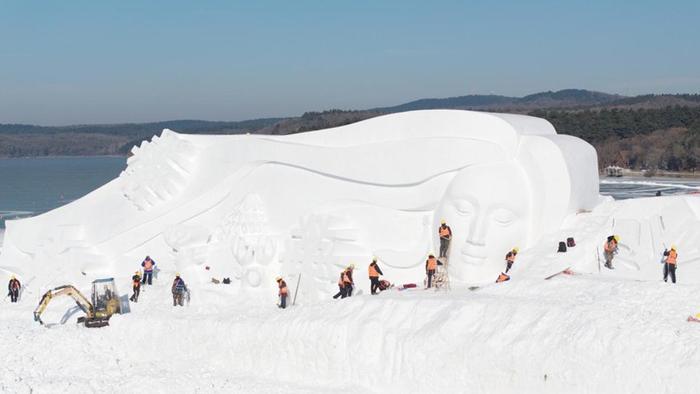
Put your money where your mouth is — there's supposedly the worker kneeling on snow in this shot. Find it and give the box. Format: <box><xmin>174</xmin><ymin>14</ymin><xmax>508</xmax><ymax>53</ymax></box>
<box><xmin>276</xmin><ymin>277</ymin><xmax>288</xmax><ymax>309</ymax></box>
<box><xmin>172</xmin><ymin>273</ymin><xmax>188</xmax><ymax>307</ymax></box>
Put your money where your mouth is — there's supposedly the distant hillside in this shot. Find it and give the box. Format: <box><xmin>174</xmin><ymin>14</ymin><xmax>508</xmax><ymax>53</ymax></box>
<box><xmin>3</xmin><ymin>89</ymin><xmax>700</xmax><ymax>171</ymax></box>
<box><xmin>374</xmin><ymin>89</ymin><xmax>623</xmax><ymax>113</ymax></box>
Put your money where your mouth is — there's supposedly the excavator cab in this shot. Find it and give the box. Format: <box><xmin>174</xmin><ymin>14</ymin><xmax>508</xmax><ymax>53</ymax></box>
<box><xmin>34</xmin><ymin>278</ymin><xmax>123</xmax><ymax>328</ymax></box>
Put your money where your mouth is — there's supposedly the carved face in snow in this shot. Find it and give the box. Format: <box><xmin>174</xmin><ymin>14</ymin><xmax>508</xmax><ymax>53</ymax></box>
<box><xmin>436</xmin><ymin>162</ymin><xmax>530</xmax><ymax>281</ymax></box>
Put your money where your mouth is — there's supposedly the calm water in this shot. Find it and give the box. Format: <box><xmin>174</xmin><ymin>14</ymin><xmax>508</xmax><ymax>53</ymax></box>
<box><xmin>1</xmin><ymin>156</ymin><xmax>699</xmax><ymax>231</ymax></box>
<box><xmin>0</xmin><ymin>157</ymin><xmax>126</xmax><ymax>229</ymax></box>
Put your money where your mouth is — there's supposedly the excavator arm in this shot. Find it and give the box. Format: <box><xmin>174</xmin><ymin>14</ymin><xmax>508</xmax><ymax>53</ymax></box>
<box><xmin>33</xmin><ymin>285</ymin><xmax>95</xmax><ymax>325</ymax></box>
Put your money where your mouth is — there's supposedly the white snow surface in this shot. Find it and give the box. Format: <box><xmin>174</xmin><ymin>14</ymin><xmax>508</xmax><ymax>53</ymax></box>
<box><xmin>2</xmin><ymin>110</ymin><xmax>700</xmax><ymax>393</ymax></box>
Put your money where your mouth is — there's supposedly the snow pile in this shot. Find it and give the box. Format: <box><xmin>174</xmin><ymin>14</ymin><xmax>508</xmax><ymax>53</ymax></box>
<box><xmin>1</xmin><ymin>273</ymin><xmax>699</xmax><ymax>393</ymax></box>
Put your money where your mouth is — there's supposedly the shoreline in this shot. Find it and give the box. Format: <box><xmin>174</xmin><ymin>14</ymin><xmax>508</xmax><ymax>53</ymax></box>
<box><xmin>601</xmin><ymin>170</ymin><xmax>700</xmax><ymax>179</ymax></box>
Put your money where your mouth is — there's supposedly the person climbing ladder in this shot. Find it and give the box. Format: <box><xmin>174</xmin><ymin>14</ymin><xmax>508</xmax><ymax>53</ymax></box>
<box><xmin>368</xmin><ymin>257</ymin><xmax>384</xmax><ymax>295</ymax></box>
<box><xmin>663</xmin><ymin>245</ymin><xmax>678</xmax><ymax>283</ymax></box>
<box><xmin>438</xmin><ymin>220</ymin><xmax>452</xmax><ymax>258</ymax></box>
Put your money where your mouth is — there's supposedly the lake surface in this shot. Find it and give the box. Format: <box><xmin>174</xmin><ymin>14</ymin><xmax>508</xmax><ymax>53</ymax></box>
<box><xmin>1</xmin><ymin>156</ymin><xmax>700</xmax><ymax>232</ymax></box>
<box><xmin>0</xmin><ymin>156</ymin><xmax>126</xmax><ymax>229</ymax></box>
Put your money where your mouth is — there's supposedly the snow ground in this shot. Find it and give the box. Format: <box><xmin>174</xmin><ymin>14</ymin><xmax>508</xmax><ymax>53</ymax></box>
<box><xmin>1</xmin><ymin>269</ymin><xmax>699</xmax><ymax>394</ymax></box>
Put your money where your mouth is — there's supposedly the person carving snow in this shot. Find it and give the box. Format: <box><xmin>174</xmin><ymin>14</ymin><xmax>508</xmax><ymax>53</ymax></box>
<box><xmin>425</xmin><ymin>253</ymin><xmax>438</xmax><ymax>288</ymax></box>
<box><xmin>130</xmin><ymin>271</ymin><xmax>141</xmax><ymax>302</ymax></box>
<box><xmin>603</xmin><ymin>235</ymin><xmax>619</xmax><ymax>269</ymax></box>
<box><xmin>141</xmin><ymin>256</ymin><xmax>156</xmax><ymax>285</ymax></box>
<box><xmin>368</xmin><ymin>257</ymin><xmax>384</xmax><ymax>295</ymax></box>
<box><xmin>505</xmin><ymin>247</ymin><xmax>519</xmax><ymax>273</ymax></box>
<box><xmin>438</xmin><ymin>220</ymin><xmax>452</xmax><ymax>258</ymax></box>
<box><xmin>663</xmin><ymin>245</ymin><xmax>678</xmax><ymax>283</ymax></box>
<box><xmin>171</xmin><ymin>273</ymin><xmax>188</xmax><ymax>307</ymax></box>
<box><xmin>276</xmin><ymin>277</ymin><xmax>288</xmax><ymax>308</ymax></box>
<box><xmin>7</xmin><ymin>275</ymin><xmax>21</xmax><ymax>303</ymax></box>
<box><xmin>343</xmin><ymin>265</ymin><xmax>355</xmax><ymax>297</ymax></box>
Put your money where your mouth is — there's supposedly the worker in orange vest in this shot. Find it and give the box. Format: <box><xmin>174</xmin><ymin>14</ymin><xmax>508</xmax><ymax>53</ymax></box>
<box><xmin>368</xmin><ymin>257</ymin><xmax>384</xmax><ymax>295</ymax></box>
<box><xmin>505</xmin><ymin>247</ymin><xmax>519</xmax><ymax>273</ymax></box>
<box><xmin>276</xmin><ymin>277</ymin><xmax>289</xmax><ymax>308</ymax></box>
<box><xmin>438</xmin><ymin>219</ymin><xmax>452</xmax><ymax>258</ymax></box>
<box><xmin>333</xmin><ymin>271</ymin><xmax>346</xmax><ymax>299</ymax></box>
<box><xmin>141</xmin><ymin>255</ymin><xmax>157</xmax><ymax>285</ymax></box>
<box><xmin>425</xmin><ymin>253</ymin><xmax>438</xmax><ymax>288</ymax></box>
<box><xmin>603</xmin><ymin>235</ymin><xmax>619</xmax><ymax>269</ymax></box>
<box><xmin>343</xmin><ymin>265</ymin><xmax>355</xmax><ymax>297</ymax></box>
<box><xmin>663</xmin><ymin>245</ymin><xmax>678</xmax><ymax>283</ymax></box>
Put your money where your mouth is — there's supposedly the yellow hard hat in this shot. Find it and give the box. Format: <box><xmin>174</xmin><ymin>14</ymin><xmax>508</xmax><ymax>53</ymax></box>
<box><xmin>175</xmin><ymin>272</ymin><xmax>180</xmax><ymax>277</ymax></box>
<box><xmin>513</xmin><ymin>247</ymin><xmax>520</xmax><ymax>253</ymax></box>
<box><xmin>11</xmin><ymin>275</ymin><xmax>16</xmax><ymax>280</ymax></box>
<box><xmin>347</xmin><ymin>264</ymin><xmax>355</xmax><ymax>270</ymax></box>
<box><xmin>440</xmin><ymin>219</ymin><xmax>446</xmax><ymax>225</ymax></box>
<box><xmin>428</xmin><ymin>252</ymin><xmax>435</xmax><ymax>257</ymax></box>
<box><xmin>275</xmin><ymin>276</ymin><xmax>282</xmax><ymax>281</ymax></box>
<box><xmin>372</xmin><ymin>256</ymin><xmax>377</xmax><ymax>262</ymax></box>
<box><xmin>671</xmin><ymin>245</ymin><xmax>677</xmax><ymax>250</ymax></box>
<box><xmin>613</xmin><ymin>235</ymin><xmax>620</xmax><ymax>242</ymax></box>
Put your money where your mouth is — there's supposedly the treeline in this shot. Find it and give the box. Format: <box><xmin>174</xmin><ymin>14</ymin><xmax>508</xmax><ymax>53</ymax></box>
<box><xmin>531</xmin><ymin>106</ymin><xmax>700</xmax><ymax>143</ymax></box>
<box><xmin>532</xmin><ymin>106</ymin><xmax>700</xmax><ymax>170</ymax></box>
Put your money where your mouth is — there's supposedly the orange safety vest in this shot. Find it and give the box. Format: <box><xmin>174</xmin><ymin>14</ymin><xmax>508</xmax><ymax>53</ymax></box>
<box><xmin>666</xmin><ymin>250</ymin><xmax>678</xmax><ymax>265</ymax></box>
<box><xmin>368</xmin><ymin>264</ymin><xmax>379</xmax><ymax>278</ymax></box>
<box><xmin>279</xmin><ymin>281</ymin><xmax>288</xmax><ymax>295</ymax></box>
<box><xmin>427</xmin><ymin>257</ymin><xmax>438</xmax><ymax>270</ymax></box>
<box><xmin>439</xmin><ymin>226</ymin><xmax>451</xmax><ymax>238</ymax></box>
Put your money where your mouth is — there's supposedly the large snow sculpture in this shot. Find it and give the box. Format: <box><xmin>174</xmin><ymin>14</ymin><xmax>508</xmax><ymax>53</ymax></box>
<box><xmin>0</xmin><ymin>110</ymin><xmax>600</xmax><ymax>293</ymax></box>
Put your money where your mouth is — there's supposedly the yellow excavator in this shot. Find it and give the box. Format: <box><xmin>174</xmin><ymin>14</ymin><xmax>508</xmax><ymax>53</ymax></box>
<box><xmin>33</xmin><ymin>278</ymin><xmax>122</xmax><ymax>328</ymax></box>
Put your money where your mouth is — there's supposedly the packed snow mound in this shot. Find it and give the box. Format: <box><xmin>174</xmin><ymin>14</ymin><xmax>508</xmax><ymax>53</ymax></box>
<box><xmin>1</xmin><ymin>275</ymin><xmax>700</xmax><ymax>393</ymax></box>
<box><xmin>0</xmin><ymin>109</ymin><xmax>698</xmax><ymax>297</ymax></box>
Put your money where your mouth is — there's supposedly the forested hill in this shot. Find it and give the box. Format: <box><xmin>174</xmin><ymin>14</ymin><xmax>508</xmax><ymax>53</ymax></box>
<box><xmin>3</xmin><ymin>90</ymin><xmax>700</xmax><ymax>171</ymax></box>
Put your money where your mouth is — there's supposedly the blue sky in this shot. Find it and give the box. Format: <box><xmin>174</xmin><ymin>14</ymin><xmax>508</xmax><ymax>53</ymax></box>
<box><xmin>1</xmin><ymin>0</ymin><xmax>698</xmax><ymax>125</ymax></box>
